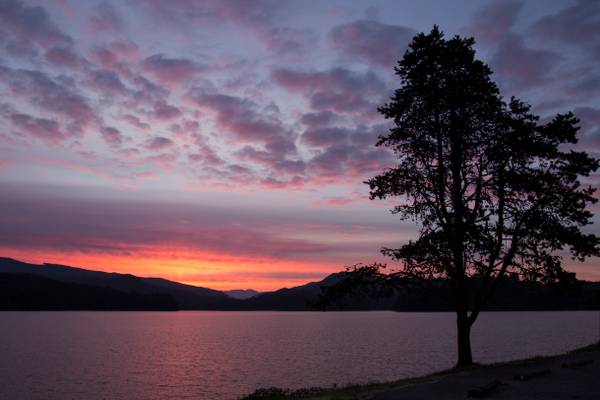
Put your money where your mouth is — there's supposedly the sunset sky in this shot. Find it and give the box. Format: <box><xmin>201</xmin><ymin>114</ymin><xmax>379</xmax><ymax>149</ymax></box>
<box><xmin>1</xmin><ymin>0</ymin><xmax>599</xmax><ymax>290</ymax></box>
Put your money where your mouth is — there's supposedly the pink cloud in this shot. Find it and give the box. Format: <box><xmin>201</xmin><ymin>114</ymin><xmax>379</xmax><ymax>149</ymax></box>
<box><xmin>189</xmin><ymin>92</ymin><xmax>297</xmax><ymax>157</ymax></box>
<box><xmin>272</xmin><ymin>67</ymin><xmax>386</xmax><ymax>116</ymax></box>
<box><xmin>151</xmin><ymin>100</ymin><xmax>181</xmax><ymax>121</ymax></box>
<box><xmin>315</xmin><ymin>192</ymin><xmax>367</xmax><ymax>207</ymax></box>
<box><xmin>6</xmin><ymin>112</ymin><xmax>65</xmax><ymax>143</ymax></box>
<box><xmin>120</xmin><ymin>114</ymin><xmax>150</xmax><ymax>130</ymax></box>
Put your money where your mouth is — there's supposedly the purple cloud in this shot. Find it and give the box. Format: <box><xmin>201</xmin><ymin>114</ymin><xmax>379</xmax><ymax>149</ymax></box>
<box><xmin>272</xmin><ymin>67</ymin><xmax>386</xmax><ymax>115</ymax></box>
<box><xmin>121</xmin><ymin>114</ymin><xmax>150</xmax><ymax>130</ymax></box>
<box><xmin>89</xmin><ymin>41</ymin><xmax>139</xmax><ymax>69</ymax></box>
<box><xmin>189</xmin><ymin>91</ymin><xmax>297</xmax><ymax>157</ymax></box>
<box><xmin>101</xmin><ymin>126</ymin><xmax>124</xmax><ymax>147</ymax></box>
<box><xmin>531</xmin><ymin>0</ymin><xmax>600</xmax><ymax>56</ymax></box>
<box><xmin>0</xmin><ymin>0</ymin><xmax>72</xmax><ymax>49</ymax></box>
<box><xmin>0</xmin><ymin>66</ymin><xmax>96</xmax><ymax>133</ymax></box>
<box><xmin>89</xmin><ymin>2</ymin><xmax>125</xmax><ymax>34</ymax></box>
<box><xmin>138</xmin><ymin>0</ymin><xmax>315</xmax><ymax>55</ymax></box>
<box><xmin>329</xmin><ymin>19</ymin><xmax>415</xmax><ymax>67</ymax></box>
<box><xmin>145</xmin><ymin>136</ymin><xmax>174</xmax><ymax>151</ymax></box>
<box><xmin>300</xmin><ymin>111</ymin><xmax>340</xmax><ymax>127</ymax></box>
<box><xmin>142</xmin><ymin>53</ymin><xmax>204</xmax><ymax>85</ymax></box>
<box><xmin>301</xmin><ymin>124</ymin><xmax>393</xmax><ymax>183</ymax></box>
<box><xmin>490</xmin><ymin>33</ymin><xmax>562</xmax><ymax>91</ymax></box>
<box><xmin>5</xmin><ymin>110</ymin><xmax>65</xmax><ymax>143</ymax></box>
<box><xmin>469</xmin><ymin>0</ymin><xmax>524</xmax><ymax>43</ymax></box>
<box><xmin>86</xmin><ymin>69</ymin><xmax>128</xmax><ymax>96</ymax></box>
<box><xmin>44</xmin><ymin>47</ymin><xmax>87</xmax><ymax>70</ymax></box>
<box><xmin>151</xmin><ymin>100</ymin><xmax>181</xmax><ymax>121</ymax></box>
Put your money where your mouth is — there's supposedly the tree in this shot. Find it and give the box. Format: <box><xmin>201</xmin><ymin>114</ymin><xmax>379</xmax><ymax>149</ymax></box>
<box><xmin>324</xmin><ymin>27</ymin><xmax>600</xmax><ymax>367</ymax></box>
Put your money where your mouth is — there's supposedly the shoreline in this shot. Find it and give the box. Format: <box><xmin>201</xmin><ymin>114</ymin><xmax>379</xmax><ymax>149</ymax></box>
<box><xmin>1</xmin><ymin>308</ymin><xmax>599</xmax><ymax>312</ymax></box>
<box><xmin>239</xmin><ymin>341</ymin><xmax>600</xmax><ymax>400</ymax></box>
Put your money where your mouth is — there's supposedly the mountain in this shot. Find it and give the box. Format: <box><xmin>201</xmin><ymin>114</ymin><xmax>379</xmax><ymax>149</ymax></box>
<box><xmin>0</xmin><ymin>257</ymin><xmax>228</xmax><ymax>309</ymax></box>
<box><xmin>0</xmin><ymin>273</ymin><xmax>177</xmax><ymax>310</ymax></box>
<box><xmin>224</xmin><ymin>289</ymin><xmax>260</xmax><ymax>300</ymax></box>
<box><xmin>1</xmin><ymin>257</ymin><xmax>599</xmax><ymax>311</ymax></box>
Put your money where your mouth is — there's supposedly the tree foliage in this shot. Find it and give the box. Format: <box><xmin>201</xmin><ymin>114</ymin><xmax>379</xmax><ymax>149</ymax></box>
<box><xmin>321</xmin><ymin>26</ymin><xmax>599</xmax><ymax>366</ymax></box>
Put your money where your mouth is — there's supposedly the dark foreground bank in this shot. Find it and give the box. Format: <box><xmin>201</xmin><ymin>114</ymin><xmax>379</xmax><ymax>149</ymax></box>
<box><xmin>240</xmin><ymin>342</ymin><xmax>600</xmax><ymax>400</ymax></box>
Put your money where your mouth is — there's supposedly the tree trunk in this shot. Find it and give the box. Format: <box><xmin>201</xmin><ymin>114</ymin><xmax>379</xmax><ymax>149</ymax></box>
<box><xmin>456</xmin><ymin>314</ymin><xmax>473</xmax><ymax>367</ymax></box>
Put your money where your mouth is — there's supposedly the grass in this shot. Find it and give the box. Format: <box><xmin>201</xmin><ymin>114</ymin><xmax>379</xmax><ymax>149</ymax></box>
<box><xmin>237</xmin><ymin>341</ymin><xmax>600</xmax><ymax>400</ymax></box>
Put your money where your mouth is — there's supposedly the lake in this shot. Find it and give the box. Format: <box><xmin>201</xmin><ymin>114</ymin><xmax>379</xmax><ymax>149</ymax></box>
<box><xmin>0</xmin><ymin>311</ymin><xmax>598</xmax><ymax>399</ymax></box>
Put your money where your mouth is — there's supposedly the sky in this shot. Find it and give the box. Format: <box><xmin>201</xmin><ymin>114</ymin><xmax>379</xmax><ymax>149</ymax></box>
<box><xmin>1</xmin><ymin>0</ymin><xmax>600</xmax><ymax>290</ymax></box>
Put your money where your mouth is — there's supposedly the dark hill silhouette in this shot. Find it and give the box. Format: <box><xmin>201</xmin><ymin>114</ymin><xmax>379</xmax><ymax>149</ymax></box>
<box><xmin>1</xmin><ymin>257</ymin><xmax>599</xmax><ymax>311</ymax></box>
<box><xmin>0</xmin><ymin>273</ymin><xmax>177</xmax><ymax>310</ymax></box>
<box><xmin>0</xmin><ymin>257</ymin><xmax>226</xmax><ymax>309</ymax></box>
<box><xmin>224</xmin><ymin>289</ymin><xmax>260</xmax><ymax>299</ymax></box>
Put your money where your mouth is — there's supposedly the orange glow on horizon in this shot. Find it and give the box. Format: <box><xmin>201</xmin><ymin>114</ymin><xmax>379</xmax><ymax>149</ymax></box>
<box><xmin>0</xmin><ymin>246</ymin><xmax>336</xmax><ymax>291</ymax></box>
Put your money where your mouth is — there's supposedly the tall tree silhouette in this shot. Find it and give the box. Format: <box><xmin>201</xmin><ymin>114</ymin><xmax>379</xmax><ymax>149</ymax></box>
<box><xmin>327</xmin><ymin>27</ymin><xmax>599</xmax><ymax>367</ymax></box>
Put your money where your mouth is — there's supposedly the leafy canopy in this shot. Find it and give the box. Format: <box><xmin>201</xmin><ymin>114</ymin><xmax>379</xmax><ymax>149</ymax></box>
<box><xmin>349</xmin><ymin>26</ymin><xmax>598</xmax><ymax>312</ymax></box>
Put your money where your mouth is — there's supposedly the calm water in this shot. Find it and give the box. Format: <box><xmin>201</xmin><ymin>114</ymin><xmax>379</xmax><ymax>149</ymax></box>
<box><xmin>1</xmin><ymin>311</ymin><xmax>598</xmax><ymax>399</ymax></box>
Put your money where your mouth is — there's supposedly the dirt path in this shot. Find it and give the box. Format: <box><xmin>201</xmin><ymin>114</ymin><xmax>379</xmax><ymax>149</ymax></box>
<box><xmin>368</xmin><ymin>345</ymin><xmax>599</xmax><ymax>400</ymax></box>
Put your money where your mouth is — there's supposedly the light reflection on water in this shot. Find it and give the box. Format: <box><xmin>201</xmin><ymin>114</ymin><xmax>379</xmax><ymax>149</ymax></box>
<box><xmin>0</xmin><ymin>311</ymin><xmax>597</xmax><ymax>399</ymax></box>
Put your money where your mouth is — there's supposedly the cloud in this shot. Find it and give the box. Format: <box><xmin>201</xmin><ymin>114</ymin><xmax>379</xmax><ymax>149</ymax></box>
<box><xmin>329</xmin><ymin>19</ymin><xmax>415</xmax><ymax>67</ymax></box>
<box><xmin>302</xmin><ymin>124</ymin><xmax>394</xmax><ymax>182</ymax></box>
<box><xmin>88</xmin><ymin>41</ymin><xmax>140</xmax><ymax>69</ymax></box>
<box><xmin>137</xmin><ymin>0</ymin><xmax>316</xmax><ymax>55</ymax></box>
<box><xmin>120</xmin><ymin>114</ymin><xmax>150</xmax><ymax>130</ymax></box>
<box><xmin>563</xmin><ymin>72</ymin><xmax>600</xmax><ymax>103</ymax></box>
<box><xmin>0</xmin><ymin>186</ymin><xmax>397</xmax><ymax>264</ymax></box>
<box><xmin>188</xmin><ymin>144</ymin><xmax>225</xmax><ymax>167</ymax></box>
<box><xmin>151</xmin><ymin>100</ymin><xmax>181</xmax><ymax>121</ymax></box>
<box><xmin>300</xmin><ymin>111</ymin><xmax>340</xmax><ymax>127</ymax></box>
<box><xmin>303</xmin><ymin>126</ymin><xmax>352</xmax><ymax>147</ymax></box>
<box><xmin>145</xmin><ymin>136</ymin><xmax>174</xmax><ymax>151</ymax></box>
<box><xmin>490</xmin><ymin>33</ymin><xmax>562</xmax><ymax>91</ymax></box>
<box><xmin>273</xmin><ymin>67</ymin><xmax>385</xmax><ymax>94</ymax></box>
<box><xmin>85</xmin><ymin>69</ymin><xmax>129</xmax><ymax>96</ymax></box>
<box><xmin>315</xmin><ymin>192</ymin><xmax>366</xmax><ymax>207</ymax></box>
<box><xmin>0</xmin><ymin>0</ymin><xmax>72</xmax><ymax>49</ymax></box>
<box><xmin>465</xmin><ymin>1</ymin><xmax>562</xmax><ymax>93</ymax></box>
<box><xmin>574</xmin><ymin>107</ymin><xmax>600</xmax><ymax>150</ymax></box>
<box><xmin>272</xmin><ymin>67</ymin><xmax>386</xmax><ymax>115</ymax></box>
<box><xmin>530</xmin><ymin>0</ymin><xmax>600</xmax><ymax>56</ymax></box>
<box><xmin>142</xmin><ymin>53</ymin><xmax>204</xmax><ymax>85</ymax></box>
<box><xmin>259</xmin><ymin>26</ymin><xmax>316</xmax><ymax>55</ymax></box>
<box><xmin>44</xmin><ymin>47</ymin><xmax>87</xmax><ymax>70</ymax></box>
<box><xmin>89</xmin><ymin>1</ymin><xmax>125</xmax><ymax>34</ymax></box>
<box><xmin>0</xmin><ymin>66</ymin><xmax>96</xmax><ymax>133</ymax></box>
<box><xmin>468</xmin><ymin>0</ymin><xmax>524</xmax><ymax>43</ymax></box>
<box><xmin>4</xmin><ymin>110</ymin><xmax>66</xmax><ymax>143</ymax></box>
<box><xmin>188</xmin><ymin>91</ymin><xmax>297</xmax><ymax>158</ymax></box>
<box><xmin>100</xmin><ymin>126</ymin><xmax>124</xmax><ymax>147</ymax></box>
